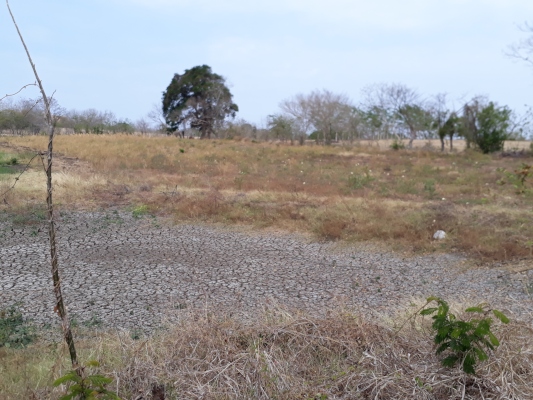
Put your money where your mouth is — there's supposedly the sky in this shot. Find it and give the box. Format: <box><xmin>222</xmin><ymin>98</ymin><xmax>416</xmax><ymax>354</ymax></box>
<box><xmin>1</xmin><ymin>0</ymin><xmax>533</xmax><ymax>127</ymax></box>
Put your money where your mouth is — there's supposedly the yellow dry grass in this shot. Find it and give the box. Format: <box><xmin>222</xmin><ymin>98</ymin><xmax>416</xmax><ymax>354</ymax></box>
<box><xmin>1</xmin><ymin>135</ymin><xmax>533</xmax><ymax>260</ymax></box>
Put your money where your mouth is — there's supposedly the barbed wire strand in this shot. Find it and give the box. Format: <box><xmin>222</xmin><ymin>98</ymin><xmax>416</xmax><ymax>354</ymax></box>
<box><xmin>1</xmin><ymin>151</ymin><xmax>42</xmax><ymax>204</ymax></box>
<box><xmin>0</xmin><ymin>82</ymin><xmax>37</xmax><ymax>103</ymax></box>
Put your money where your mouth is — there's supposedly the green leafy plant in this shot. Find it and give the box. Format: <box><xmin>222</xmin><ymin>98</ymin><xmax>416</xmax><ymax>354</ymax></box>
<box><xmin>420</xmin><ymin>296</ymin><xmax>509</xmax><ymax>374</ymax></box>
<box><xmin>0</xmin><ymin>305</ymin><xmax>35</xmax><ymax>348</ymax></box>
<box><xmin>53</xmin><ymin>360</ymin><xmax>120</xmax><ymax>400</ymax></box>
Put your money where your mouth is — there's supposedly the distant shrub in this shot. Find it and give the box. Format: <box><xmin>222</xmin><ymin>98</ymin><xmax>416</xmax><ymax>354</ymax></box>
<box><xmin>316</xmin><ymin>215</ymin><xmax>346</xmax><ymax>240</ymax></box>
<box><xmin>390</xmin><ymin>140</ymin><xmax>405</xmax><ymax>150</ymax></box>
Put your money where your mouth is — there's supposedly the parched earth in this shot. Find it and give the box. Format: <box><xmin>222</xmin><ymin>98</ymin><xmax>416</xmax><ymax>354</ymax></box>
<box><xmin>0</xmin><ymin>210</ymin><xmax>532</xmax><ymax>331</ymax></box>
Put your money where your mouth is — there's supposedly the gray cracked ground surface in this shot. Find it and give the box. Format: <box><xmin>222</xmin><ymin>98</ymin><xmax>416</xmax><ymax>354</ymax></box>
<box><xmin>1</xmin><ymin>210</ymin><xmax>532</xmax><ymax>331</ymax></box>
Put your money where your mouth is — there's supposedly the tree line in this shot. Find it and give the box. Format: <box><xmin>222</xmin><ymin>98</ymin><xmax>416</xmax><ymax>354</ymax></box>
<box><xmin>0</xmin><ymin>98</ymin><xmax>149</xmax><ymax>135</ymax></box>
<box><xmin>159</xmin><ymin>65</ymin><xmax>531</xmax><ymax>152</ymax></box>
<box><xmin>268</xmin><ymin>85</ymin><xmax>532</xmax><ymax>152</ymax></box>
<box><xmin>2</xmin><ymin>65</ymin><xmax>532</xmax><ymax>153</ymax></box>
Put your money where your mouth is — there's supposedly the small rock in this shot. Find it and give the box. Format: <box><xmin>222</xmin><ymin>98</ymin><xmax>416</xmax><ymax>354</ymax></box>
<box><xmin>433</xmin><ymin>230</ymin><xmax>446</xmax><ymax>240</ymax></box>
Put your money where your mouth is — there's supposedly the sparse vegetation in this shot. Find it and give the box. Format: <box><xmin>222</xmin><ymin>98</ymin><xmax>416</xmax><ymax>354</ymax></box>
<box><xmin>2</xmin><ymin>137</ymin><xmax>533</xmax><ymax>261</ymax></box>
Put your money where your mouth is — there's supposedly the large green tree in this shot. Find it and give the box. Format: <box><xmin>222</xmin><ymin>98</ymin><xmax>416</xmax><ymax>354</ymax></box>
<box><xmin>460</xmin><ymin>99</ymin><xmax>511</xmax><ymax>153</ymax></box>
<box><xmin>162</xmin><ymin>65</ymin><xmax>238</xmax><ymax>138</ymax></box>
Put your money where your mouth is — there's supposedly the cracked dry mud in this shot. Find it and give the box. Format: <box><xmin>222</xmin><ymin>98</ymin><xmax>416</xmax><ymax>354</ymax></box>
<box><xmin>1</xmin><ymin>210</ymin><xmax>532</xmax><ymax>331</ymax></box>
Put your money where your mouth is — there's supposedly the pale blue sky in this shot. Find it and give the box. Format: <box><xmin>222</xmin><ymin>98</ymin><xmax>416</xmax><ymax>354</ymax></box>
<box><xmin>1</xmin><ymin>0</ymin><xmax>533</xmax><ymax>126</ymax></box>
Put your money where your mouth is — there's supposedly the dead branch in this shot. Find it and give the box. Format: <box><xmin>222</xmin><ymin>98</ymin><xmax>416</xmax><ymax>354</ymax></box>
<box><xmin>6</xmin><ymin>0</ymin><xmax>79</xmax><ymax>370</ymax></box>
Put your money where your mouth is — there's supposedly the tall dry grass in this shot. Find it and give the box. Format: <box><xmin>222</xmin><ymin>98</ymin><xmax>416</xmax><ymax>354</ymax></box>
<box><xmin>1</xmin><ymin>305</ymin><xmax>532</xmax><ymax>399</ymax></box>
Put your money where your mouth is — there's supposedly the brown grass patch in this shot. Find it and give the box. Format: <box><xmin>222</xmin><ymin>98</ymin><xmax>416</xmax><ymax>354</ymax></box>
<box><xmin>1</xmin><ymin>136</ymin><xmax>533</xmax><ymax>261</ymax></box>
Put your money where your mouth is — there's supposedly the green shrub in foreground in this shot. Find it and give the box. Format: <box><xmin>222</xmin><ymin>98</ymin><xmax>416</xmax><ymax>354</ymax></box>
<box><xmin>54</xmin><ymin>360</ymin><xmax>120</xmax><ymax>400</ymax></box>
<box><xmin>421</xmin><ymin>296</ymin><xmax>509</xmax><ymax>374</ymax></box>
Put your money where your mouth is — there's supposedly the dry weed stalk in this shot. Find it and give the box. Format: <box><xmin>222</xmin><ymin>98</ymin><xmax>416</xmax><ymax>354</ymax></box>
<box><xmin>6</xmin><ymin>0</ymin><xmax>78</xmax><ymax>370</ymax></box>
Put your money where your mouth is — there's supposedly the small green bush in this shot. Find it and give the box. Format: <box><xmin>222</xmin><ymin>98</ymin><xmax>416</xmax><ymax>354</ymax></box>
<box><xmin>0</xmin><ymin>305</ymin><xmax>35</xmax><ymax>348</ymax></box>
<box><xmin>420</xmin><ymin>296</ymin><xmax>509</xmax><ymax>374</ymax></box>
<box><xmin>390</xmin><ymin>140</ymin><xmax>405</xmax><ymax>150</ymax></box>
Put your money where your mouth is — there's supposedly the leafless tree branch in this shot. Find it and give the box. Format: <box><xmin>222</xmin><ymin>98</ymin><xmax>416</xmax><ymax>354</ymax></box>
<box><xmin>506</xmin><ymin>22</ymin><xmax>533</xmax><ymax>67</ymax></box>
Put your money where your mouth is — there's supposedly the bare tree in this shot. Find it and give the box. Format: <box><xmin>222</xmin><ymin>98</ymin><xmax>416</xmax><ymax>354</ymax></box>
<box><xmin>429</xmin><ymin>93</ymin><xmax>453</xmax><ymax>151</ymax></box>
<box><xmin>279</xmin><ymin>90</ymin><xmax>352</xmax><ymax>145</ymax></box>
<box><xmin>7</xmin><ymin>0</ymin><xmax>79</xmax><ymax>372</ymax></box>
<box><xmin>279</xmin><ymin>94</ymin><xmax>314</xmax><ymax>145</ymax></box>
<box><xmin>507</xmin><ymin>22</ymin><xmax>533</xmax><ymax>68</ymax></box>
<box><xmin>362</xmin><ymin>83</ymin><xmax>431</xmax><ymax>148</ymax></box>
<box><xmin>0</xmin><ymin>82</ymin><xmax>36</xmax><ymax>103</ymax></box>
<box><xmin>135</xmin><ymin>118</ymin><xmax>151</xmax><ymax>135</ymax></box>
<box><xmin>148</xmin><ymin>103</ymin><xmax>168</xmax><ymax>133</ymax></box>
<box><xmin>308</xmin><ymin>90</ymin><xmax>352</xmax><ymax>144</ymax></box>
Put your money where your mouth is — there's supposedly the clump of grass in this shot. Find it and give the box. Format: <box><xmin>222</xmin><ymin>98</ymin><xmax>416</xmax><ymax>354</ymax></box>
<box><xmin>131</xmin><ymin>204</ymin><xmax>150</xmax><ymax>218</ymax></box>
<box><xmin>347</xmin><ymin>167</ymin><xmax>374</xmax><ymax>189</ymax></box>
<box><xmin>0</xmin><ymin>152</ymin><xmax>18</xmax><ymax>166</ymax></box>
<box><xmin>0</xmin><ymin>152</ymin><xmax>19</xmax><ymax>175</ymax></box>
<box><xmin>315</xmin><ymin>213</ymin><xmax>346</xmax><ymax>240</ymax></box>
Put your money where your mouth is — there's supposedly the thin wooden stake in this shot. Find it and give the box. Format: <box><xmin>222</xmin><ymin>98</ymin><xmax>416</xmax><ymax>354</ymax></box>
<box><xmin>6</xmin><ymin>0</ymin><xmax>79</xmax><ymax>370</ymax></box>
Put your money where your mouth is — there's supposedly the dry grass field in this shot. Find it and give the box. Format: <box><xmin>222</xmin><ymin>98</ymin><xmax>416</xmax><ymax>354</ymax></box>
<box><xmin>1</xmin><ymin>136</ymin><xmax>532</xmax><ymax>261</ymax></box>
<box><xmin>1</xmin><ymin>136</ymin><xmax>533</xmax><ymax>399</ymax></box>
